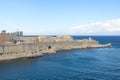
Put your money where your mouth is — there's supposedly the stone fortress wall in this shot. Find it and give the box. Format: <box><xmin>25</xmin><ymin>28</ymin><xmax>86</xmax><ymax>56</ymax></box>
<box><xmin>0</xmin><ymin>36</ymin><xmax>111</xmax><ymax>61</ymax></box>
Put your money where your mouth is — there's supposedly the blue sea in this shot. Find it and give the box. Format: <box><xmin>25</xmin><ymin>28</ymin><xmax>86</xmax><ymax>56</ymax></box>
<box><xmin>0</xmin><ymin>36</ymin><xmax>120</xmax><ymax>80</ymax></box>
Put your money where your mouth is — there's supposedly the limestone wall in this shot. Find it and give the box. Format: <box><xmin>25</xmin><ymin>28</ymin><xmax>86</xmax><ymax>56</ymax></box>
<box><xmin>0</xmin><ymin>43</ymin><xmax>44</xmax><ymax>61</ymax></box>
<box><xmin>38</xmin><ymin>35</ymin><xmax>73</xmax><ymax>42</ymax></box>
<box><xmin>20</xmin><ymin>37</ymin><xmax>37</xmax><ymax>42</ymax></box>
<box><xmin>0</xmin><ymin>38</ymin><xmax>111</xmax><ymax>61</ymax></box>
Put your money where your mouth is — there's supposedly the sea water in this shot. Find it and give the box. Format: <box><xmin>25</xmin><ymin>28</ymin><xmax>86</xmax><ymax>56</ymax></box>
<box><xmin>0</xmin><ymin>36</ymin><xmax>120</xmax><ymax>80</ymax></box>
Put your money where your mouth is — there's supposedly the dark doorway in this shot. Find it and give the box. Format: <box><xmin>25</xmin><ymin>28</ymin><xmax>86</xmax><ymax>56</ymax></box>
<box><xmin>48</xmin><ymin>46</ymin><xmax>51</xmax><ymax>49</ymax></box>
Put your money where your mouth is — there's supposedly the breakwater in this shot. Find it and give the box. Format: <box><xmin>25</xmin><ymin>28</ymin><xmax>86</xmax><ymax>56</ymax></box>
<box><xmin>111</xmin><ymin>42</ymin><xmax>120</xmax><ymax>44</ymax></box>
<box><xmin>0</xmin><ymin>37</ymin><xmax>111</xmax><ymax>61</ymax></box>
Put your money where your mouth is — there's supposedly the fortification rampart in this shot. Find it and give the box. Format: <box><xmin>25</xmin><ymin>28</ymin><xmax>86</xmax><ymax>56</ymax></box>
<box><xmin>0</xmin><ymin>36</ymin><xmax>111</xmax><ymax>61</ymax></box>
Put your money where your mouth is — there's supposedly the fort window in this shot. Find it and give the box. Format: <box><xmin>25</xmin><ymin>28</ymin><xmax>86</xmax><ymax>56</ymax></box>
<box><xmin>48</xmin><ymin>46</ymin><xmax>51</xmax><ymax>49</ymax></box>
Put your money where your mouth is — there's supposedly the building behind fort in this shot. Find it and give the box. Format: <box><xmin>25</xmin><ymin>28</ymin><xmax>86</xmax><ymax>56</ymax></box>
<box><xmin>0</xmin><ymin>30</ymin><xmax>23</xmax><ymax>43</ymax></box>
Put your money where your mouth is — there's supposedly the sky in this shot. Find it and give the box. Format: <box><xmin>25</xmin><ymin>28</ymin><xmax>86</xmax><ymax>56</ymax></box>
<box><xmin>0</xmin><ymin>0</ymin><xmax>120</xmax><ymax>35</ymax></box>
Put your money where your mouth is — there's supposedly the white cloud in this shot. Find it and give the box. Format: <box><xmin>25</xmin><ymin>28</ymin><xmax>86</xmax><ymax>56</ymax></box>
<box><xmin>70</xmin><ymin>19</ymin><xmax>120</xmax><ymax>35</ymax></box>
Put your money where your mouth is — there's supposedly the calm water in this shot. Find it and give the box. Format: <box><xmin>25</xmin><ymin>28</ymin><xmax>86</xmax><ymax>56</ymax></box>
<box><xmin>0</xmin><ymin>36</ymin><xmax>120</xmax><ymax>80</ymax></box>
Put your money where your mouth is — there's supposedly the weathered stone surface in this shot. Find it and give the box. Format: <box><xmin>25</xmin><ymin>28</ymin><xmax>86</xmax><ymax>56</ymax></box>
<box><xmin>0</xmin><ymin>36</ymin><xmax>111</xmax><ymax>61</ymax></box>
<box><xmin>38</xmin><ymin>35</ymin><xmax>73</xmax><ymax>42</ymax></box>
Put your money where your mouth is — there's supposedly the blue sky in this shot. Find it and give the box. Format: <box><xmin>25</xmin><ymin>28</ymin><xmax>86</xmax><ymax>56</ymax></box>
<box><xmin>0</xmin><ymin>0</ymin><xmax>120</xmax><ymax>35</ymax></box>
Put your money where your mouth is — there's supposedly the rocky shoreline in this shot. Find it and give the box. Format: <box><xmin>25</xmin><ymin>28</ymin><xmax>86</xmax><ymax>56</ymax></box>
<box><xmin>0</xmin><ymin>36</ymin><xmax>111</xmax><ymax>61</ymax></box>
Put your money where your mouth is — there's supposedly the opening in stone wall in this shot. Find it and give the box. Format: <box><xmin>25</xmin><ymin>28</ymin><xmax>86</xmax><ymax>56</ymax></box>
<box><xmin>48</xmin><ymin>46</ymin><xmax>51</xmax><ymax>49</ymax></box>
